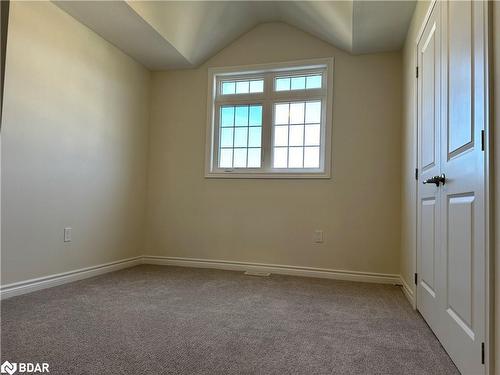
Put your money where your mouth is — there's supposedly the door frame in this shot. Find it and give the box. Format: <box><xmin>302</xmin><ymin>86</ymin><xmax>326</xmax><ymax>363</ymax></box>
<box><xmin>413</xmin><ymin>0</ymin><xmax>494</xmax><ymax>373</ymax></box>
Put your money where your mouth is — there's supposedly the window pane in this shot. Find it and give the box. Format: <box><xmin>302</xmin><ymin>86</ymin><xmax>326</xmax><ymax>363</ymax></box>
<box><xmin>274</xmin><ymin>126</ymin><xmax>288</xmax><ymax>146</ymax></box>
<box><xmin>304</xmin><ymin>124</ymin><xmax>320</xmax><ymax>146</ymax></box>
<box><xmin>221</xmin><ymin>107</ymin><xmax>234</xmax><ymax>127</ymax></box>
<box><xmin>221</xmin><ymin>81</ymin><xmax>235</xmax><ymax>95</ymax></box>
<box><xmin>234</xmin><ymin>127</ymin><xmax>248</xmax><ymax>147</ymax></box>
<box><xmin>275</xmin><ymin>75</ymin><xmax>322</xmax><ymax>91</ymax></box>
<box><xmin>249</xmin><ymin>105</ymin><xmax>262</xmax><ymax>126</ymax></box>
<box><xmin>221</xmin><ymin>79</ymin><xmax>264</xmax><ymax>95</ymax></box>
<box><xmin>247</xmin><ymin>148</ymin><xmax>261</xmax><ymax>167</ymax></box>
<box><xmin>291</xmin><ymin>76</ymin><xmax>305</xmax><ymax>90</ymax></box>
<box><xmin>273</xmin><ymin>147</ymin><xmax>288</xmax><ymax>168</ymax></box>
<box><xmin>289</xmin><ymin>125</ymin><xmax>304</xmax><ymax>146</ymax></box>
<box><xmin>288</xmin><ymin>147</ymin><xmax>303</xmax><ymax>168</ymax></box>
<box><xmin>233</xmin><ymin>148</ymin><xmax>247</xmax><ymax>167</ymax></box>
<box><xmin>219</xmin><ymin>149</ymin><xmax>233</xmax><ymax>168</ymax></box>
<box><xmin>248</xmin><ymin>127</ymin><xmax>262</xmax><ymax>147</ymax></box>
<box><xmin>305</xmin><ymin>101</ymin><xmax>321</xmax><ymax>123</ymax></box>
<box><xmin>275</xmin><ymin>103</ymin><xmax>289</xmax><ymax>125</ymax></box>
<box><xmin>249</xmin><ymin>80</ymin><xmax>264</xmax><ymax>93</ymax></box>
<box><xmin>290</xmin><ymin>102</ymin><xmax>305</xmax><ymax>124</ymax></box>
<box><xmin>306</xmin><ymin>75</ymin><xmax>322</xmax><ymax>89</ymax></box>
<box><xmin>220</xmin><ymin>128</ymin><xmax>234</xmax><ymax>147</ymax></box>
<box><xmin>218</xmin><ymin>103</ymin><xmax>263</xmax><ymax>170</ymax></box>
<box><xmin>304</xmin><ymin>147</ymin><xmax>320</xmax><ymax>168</ymax></box>
<box><xmin>236</xmin><ymin>81</ymin><xmax>249</xmax><ymax>94</ymax></box>
<box><xmin>235</xmin><ymin>106</ymin><xmax>249</xmax><ymax>126</ymax></box>
<box><xmin>276</xmin><ymin>78</ymin><xmax>290</xmax><ymax>91</ymax></box>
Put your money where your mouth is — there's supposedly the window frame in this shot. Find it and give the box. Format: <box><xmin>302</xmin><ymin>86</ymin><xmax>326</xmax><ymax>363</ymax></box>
<box><xmin>205</xmin><ymin>58</ymin><xmax>334</xmax><ymax>179</ymax></box>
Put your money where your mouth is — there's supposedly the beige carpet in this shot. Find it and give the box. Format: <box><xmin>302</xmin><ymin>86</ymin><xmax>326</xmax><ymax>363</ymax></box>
<box><xmin>1</xmin><ymin>265</ymin><xmax>458</xmax><ymax>374</ymax></box>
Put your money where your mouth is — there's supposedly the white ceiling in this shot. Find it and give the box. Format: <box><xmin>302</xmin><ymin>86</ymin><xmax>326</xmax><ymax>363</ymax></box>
<box><xmin>54</xmin><ymin>1</ymin><xmax>416</xmax><ymax>71</ymax></box>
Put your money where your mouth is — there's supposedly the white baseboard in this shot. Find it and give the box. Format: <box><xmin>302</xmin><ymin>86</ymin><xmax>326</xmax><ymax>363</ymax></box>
<box><xmin>400</xmin><ymin>275</ymin><xmax>416</xmax><ymax>308</ymax></box>
<box><xmin>0</xmin><ymin>256</ymin><xmax>142</xmax><ymax>300</ymax></box>
<box><xmin>0</xmin><ymin>255</ymin><xmax>403</xmax><ymax>300</ymax></box>
<box><xmin>142</xmin><ymin>255</ymin><xmax>402</xmax><ymax>285</ymax></box>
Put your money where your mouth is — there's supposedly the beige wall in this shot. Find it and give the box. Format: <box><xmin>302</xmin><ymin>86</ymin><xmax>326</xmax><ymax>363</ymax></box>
<box><xmin>146</xmin><ymin>23</ymin><xmax>402</xmax><ymax>275</ymax></box>
<box><xmin>400</xmin><ymin>0</ymin><xmax>431</xmax><ymax>297</ymax></box>
<box><xmin>1</xmin><ymin>2</ymin><xmax>151</xmax><ymax>284</ymax></box>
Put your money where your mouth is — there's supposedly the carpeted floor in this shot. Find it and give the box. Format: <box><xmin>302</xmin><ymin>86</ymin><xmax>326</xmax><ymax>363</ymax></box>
<box><xmin>1</xmin><ymin>265</ymin><xmax>458</xmax><ymax>374</ymax></box>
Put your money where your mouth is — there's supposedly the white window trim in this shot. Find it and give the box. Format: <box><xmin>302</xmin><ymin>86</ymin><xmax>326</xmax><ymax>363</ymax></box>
<box><xmin>205</xmin><ymin>57</ymin><xmax>334</xmax><ymax>179</ymax></box>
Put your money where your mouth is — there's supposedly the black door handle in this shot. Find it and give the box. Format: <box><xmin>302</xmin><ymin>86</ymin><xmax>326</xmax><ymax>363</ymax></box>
<box><xmin>423</xmin><ymin>174</ymin><xmax>446</xmax><ymax>186</ymax></box>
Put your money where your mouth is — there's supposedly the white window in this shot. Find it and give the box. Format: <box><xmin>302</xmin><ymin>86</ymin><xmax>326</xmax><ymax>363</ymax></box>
<box><xmin>205</xmin><ymin>58</ymin><xmax>333</xmax><ymax>178</ymax></box>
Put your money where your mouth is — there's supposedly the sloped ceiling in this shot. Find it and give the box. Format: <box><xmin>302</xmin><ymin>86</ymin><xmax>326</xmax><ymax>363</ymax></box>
<box><xmin>54</xmin><ymin>0</ymin><xmax>415</xmax><ymax>70</ymax></box>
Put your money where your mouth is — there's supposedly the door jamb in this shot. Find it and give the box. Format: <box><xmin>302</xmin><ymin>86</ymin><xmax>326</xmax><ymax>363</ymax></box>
<box><xmin>484</xmin><ymin>1</ymin><xmax>493</xmax><ymax>373</ymax></box>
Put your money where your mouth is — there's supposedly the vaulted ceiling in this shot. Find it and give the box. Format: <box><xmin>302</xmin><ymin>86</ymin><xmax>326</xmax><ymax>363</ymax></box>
<box><xmin>54</xmin><ymin>1</ymin><xmax>416</xmax><ymax>70</ymax></box>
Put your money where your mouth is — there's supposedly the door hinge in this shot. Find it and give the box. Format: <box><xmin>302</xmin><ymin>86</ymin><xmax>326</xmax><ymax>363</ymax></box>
<box><xmin>481</xmin><ymin>342</ymin><xmax>485</xmax><ymax>364</ymax></box>
<box><xmin>416</xmin><ymin>66</ymin><xmax>419</xmax><ymax>78</ymax></box>
<box><xmin>414</xmin><ymin>273</ymin><xmax>418</xmax><ymax>285</ymax></box>
<box><xmin>415</xmin><ymin>168</ymin><xmax>418</xmax><ymax>180</ymax></box>
<box><xmin>481</xmin><ymin>130</ymin><xmax>485</xmax><ymax>151</ymax></box>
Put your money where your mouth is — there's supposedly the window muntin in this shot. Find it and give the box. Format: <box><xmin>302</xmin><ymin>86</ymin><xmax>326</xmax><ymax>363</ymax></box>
<box><xmin>206</xmin><ymin>58</ymin><xmax>332</xmax><ymax>178</ymax></box>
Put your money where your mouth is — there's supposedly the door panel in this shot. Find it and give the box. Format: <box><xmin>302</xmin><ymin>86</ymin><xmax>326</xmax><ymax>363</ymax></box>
<box><xmin>448</xmin><ymin>1</ymin><xmax>473</xmax><ymax>154</ymax></box>
<box><xmin>421</xmin><ymin>24</ymin><xmax>437</xmax><ymax>170</ymax></box>
<box><xmin>447</xmin><ymin>194</ymin><xmax>474</xmax><ymax>331</ymax></box>
<box><xmin>420</xmin><ymin>198</ymin><xmax>436</xmax><ymax>295</ymax></box>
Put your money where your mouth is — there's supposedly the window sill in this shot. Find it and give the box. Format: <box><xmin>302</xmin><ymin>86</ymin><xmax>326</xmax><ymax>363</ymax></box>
<box><xmin>204</xmin><ymin>171</ymin><xmax>331</xmax><ymax>179</ymax></box>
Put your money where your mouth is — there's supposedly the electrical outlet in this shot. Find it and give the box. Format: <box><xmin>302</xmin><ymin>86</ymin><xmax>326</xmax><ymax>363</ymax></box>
<box><xmin>64</xmin><ymin>227</ymin><xmax>72</xmax><ymax>242</ymax></box>
<box><xmin>313</xmin><ymin>230</ymin><xmax>324</xmax><ymax>243</ymax></box>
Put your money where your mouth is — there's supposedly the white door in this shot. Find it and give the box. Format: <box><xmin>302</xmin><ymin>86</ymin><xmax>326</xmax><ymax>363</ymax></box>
<box><xmin>416</xmin><ymin>1</ymin><xmax>487</xmax><ymax>374</ymax></box>
<box><xmin>416</xmin><ymin>2</ymin><xmax>442</xmax><ymax>338</ymax></box>
<box><xmin>438</xmin><ymin>1</ymin><xmax>486</xmax><ymax>373</ymax></box>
